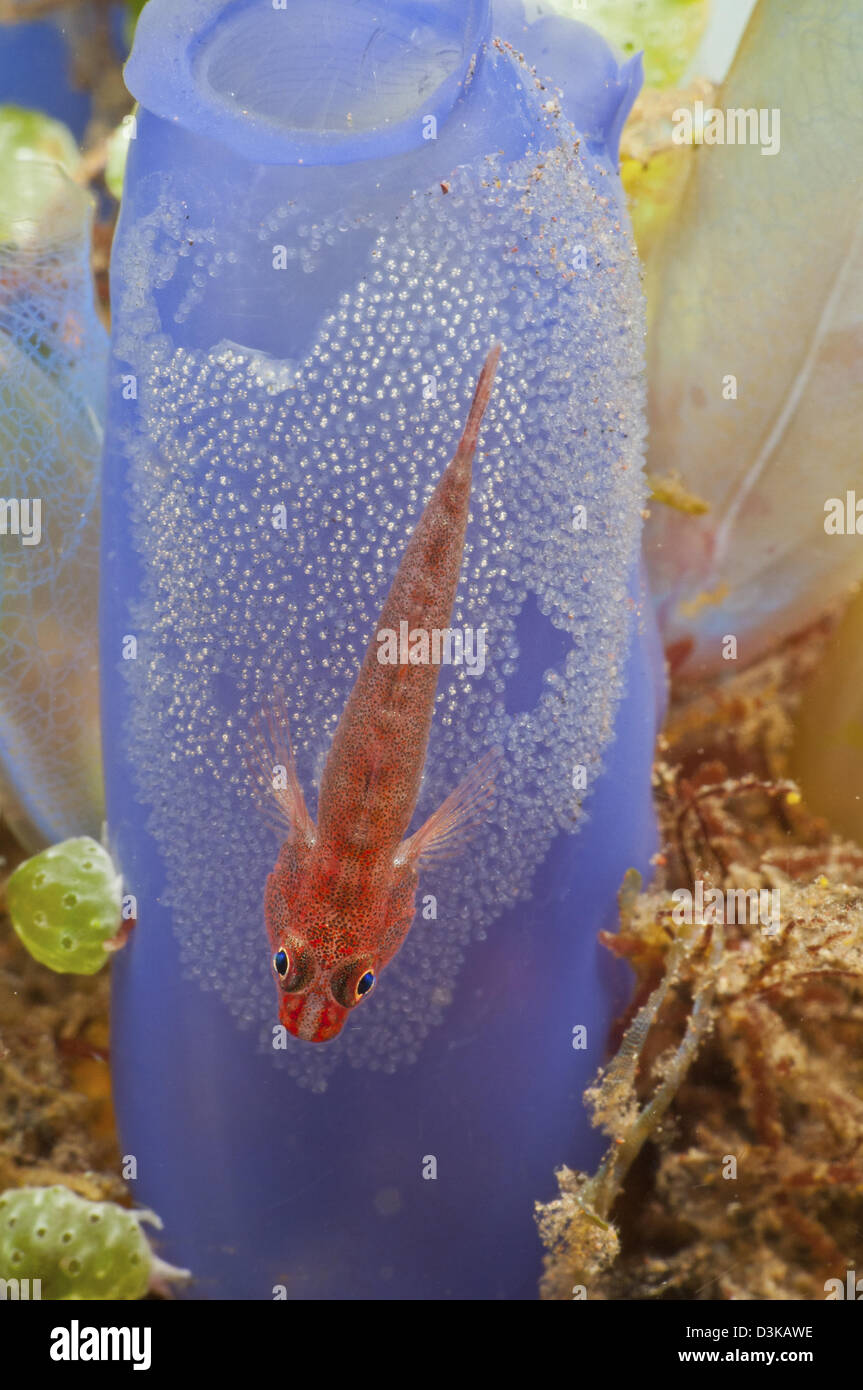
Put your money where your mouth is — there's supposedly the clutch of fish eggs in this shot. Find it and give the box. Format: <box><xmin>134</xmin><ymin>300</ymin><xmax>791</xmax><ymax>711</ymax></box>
<box><xmin>114</xmin><ymin>106</ymin><xmax>646</xmax><ymax>1089</ymax></box>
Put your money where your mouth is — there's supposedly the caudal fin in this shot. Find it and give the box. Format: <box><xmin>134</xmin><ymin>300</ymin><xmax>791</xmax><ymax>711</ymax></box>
<box><xmin>452</xmin><ymin>343</ymin><xmax>502</xmax><ymax>470</ymax></box>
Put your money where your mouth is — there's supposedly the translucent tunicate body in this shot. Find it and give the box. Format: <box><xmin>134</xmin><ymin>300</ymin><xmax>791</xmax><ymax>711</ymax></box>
<box><xmin>107</xmin><ymin>68</ymin><xmax>646</xmax><ymax>1088</ymax></box>
<box><xmin>103</xmin><ymin>0</ymin><xmax>658</xmax><ymax>1298</ymax></box>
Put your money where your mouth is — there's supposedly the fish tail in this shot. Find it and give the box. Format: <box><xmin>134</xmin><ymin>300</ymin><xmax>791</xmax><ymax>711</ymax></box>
<box><xmin>451</xmin><ymin>343</ymin><xmax>502</xmax><ymax>474</ymax></box>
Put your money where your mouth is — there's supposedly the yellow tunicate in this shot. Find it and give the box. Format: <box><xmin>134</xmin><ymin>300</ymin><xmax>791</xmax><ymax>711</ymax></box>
<box><xmin>790</xmin><ymin>586</ymin><xmax>863</xmax><ymax>842</ymax></box>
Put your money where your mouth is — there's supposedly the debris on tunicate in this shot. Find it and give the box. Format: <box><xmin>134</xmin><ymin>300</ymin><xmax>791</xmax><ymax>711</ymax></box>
<box><xmin>647</xmin><ymin>470</ymin><xmax>709</xmax><ymax>516</ymax></box>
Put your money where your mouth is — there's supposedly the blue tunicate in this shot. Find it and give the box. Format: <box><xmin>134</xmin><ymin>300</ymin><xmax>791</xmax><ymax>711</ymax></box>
<box><xmin>102</xmin><ymin>0</ymin><xmax>660</xmax><ymax>1298</ymax></box>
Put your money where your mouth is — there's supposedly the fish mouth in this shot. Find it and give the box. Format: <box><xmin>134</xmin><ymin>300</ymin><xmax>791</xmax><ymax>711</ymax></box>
<box><xmin>281</xmin><ymin>990</ymin><xmax>346</xmax><ymax>1044</ymax></box>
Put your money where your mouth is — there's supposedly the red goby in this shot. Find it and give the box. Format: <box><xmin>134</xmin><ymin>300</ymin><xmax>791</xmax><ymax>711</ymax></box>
<box><xmin>252</xmin><ymin>345</ymin><xmax>502</xmax><ymax>1042</ymax></box>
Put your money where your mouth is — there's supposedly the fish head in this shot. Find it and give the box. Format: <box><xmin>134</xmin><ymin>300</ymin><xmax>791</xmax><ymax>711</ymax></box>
<box><xmin>272</xmin><ymin>949</ymin><xmax>378</xmax><ymax>1043</ymax></box>
<box><xmin>265</xmin><ymin>853</ymin><xmax>419</xmax><ymax>1043</ymax></box>
<box><xmin>265</xmin><ymin>850</ymin><xmax>383</xmax><ymax>1042</ymax></box>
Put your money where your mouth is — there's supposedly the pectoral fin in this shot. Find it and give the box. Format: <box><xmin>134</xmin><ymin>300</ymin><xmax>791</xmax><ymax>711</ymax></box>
<box><xmin>398</xmin><ymin>747</ymin><xmax>502</xmax><ymax>867</ymax></box>
<box><xmin>245</xmin><ymin>695</ymin><xmax>315</xmax><ymax>843</ymax></box>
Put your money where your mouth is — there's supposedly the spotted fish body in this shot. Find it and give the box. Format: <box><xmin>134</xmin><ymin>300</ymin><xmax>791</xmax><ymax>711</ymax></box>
<box><xmin>257</xmin><ymin>347</ymin><xmax>502</xmax><ymax>1042</ymax></box>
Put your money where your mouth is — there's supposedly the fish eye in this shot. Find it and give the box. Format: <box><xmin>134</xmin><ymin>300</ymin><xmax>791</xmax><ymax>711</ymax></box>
<box><xmin>271</xmin><ymin>938</ymin><xmax>316</xmax><ymax>993</ymax></box>
<box><xmin>330</xmin><ymin>958</ymin><xmax>377</xmax><ymax>1009</ymax></box>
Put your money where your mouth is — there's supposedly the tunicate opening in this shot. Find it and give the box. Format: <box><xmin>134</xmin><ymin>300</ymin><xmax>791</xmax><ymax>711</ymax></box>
<box><xmin>126</xmin><ymin>0</ymin><xmax>491</xmax><ymax>165</ymax></box>
<box><xmin>203</xmin><ymin>2</ymin><xmax>471</xmax><ymax>134</ymax></box>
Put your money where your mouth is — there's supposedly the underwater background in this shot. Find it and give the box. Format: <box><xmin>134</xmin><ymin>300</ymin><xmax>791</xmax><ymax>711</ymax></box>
<box><xmin>0</xmin><ymin>0</ymin><xmax>861</xmax><ymax>1306</ymax></box>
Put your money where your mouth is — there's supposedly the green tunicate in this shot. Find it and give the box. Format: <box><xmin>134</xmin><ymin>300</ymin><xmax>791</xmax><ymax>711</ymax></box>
<box><xmin>0</xmin><ymin>1187</ymin><xmax>186</xmax><ymax>1300</ymax></box>
<box><xmin>0</xmin><ymin>105</ymin><xmax>79</xmax><ymax>233</ymax></box>
<box><xmin>0</xmin><ymin>105</ymin><xmax>78</xmax><ymax>175</ymax></box>
<box><xmin>6</xmin><ymin>837</ymin><xmax>122</xmax><ymax>975</ymax></box>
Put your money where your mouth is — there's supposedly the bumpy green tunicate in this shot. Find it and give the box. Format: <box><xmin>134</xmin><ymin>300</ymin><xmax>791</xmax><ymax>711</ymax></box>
<box><xmin>0</xmin><ymin>1187</ymin><xmax>160</xmax><ymax>1300</ymax></box>
<box><xmin>6</xmin><ymin>837</ymin><xmax>122</xmax><ymax>974</ymax></box>
<box><xmin>0</xmin><ymin>104</ymin><xmax>80</xmax><ymax>238</ymax></box>
<box><xmin>0</xmin><ymin>103</ymin><xmax>78</xmax><ymax>179</ymax></box>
